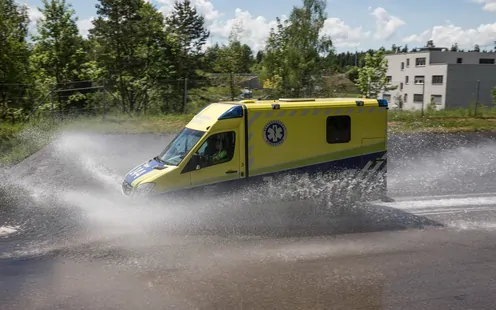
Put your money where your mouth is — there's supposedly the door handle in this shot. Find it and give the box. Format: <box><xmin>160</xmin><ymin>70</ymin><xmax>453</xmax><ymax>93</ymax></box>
<box><xmin>225</xmin><ymin>170</ymin><xmax>238</xmax><ymax>174</ymax></box>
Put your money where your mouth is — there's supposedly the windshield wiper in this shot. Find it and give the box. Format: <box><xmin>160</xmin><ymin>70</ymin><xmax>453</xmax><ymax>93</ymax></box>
<box><xmin>153</xmin><ymin>156</ymin><xmax>166</xmax><ymax>164</ymax></box>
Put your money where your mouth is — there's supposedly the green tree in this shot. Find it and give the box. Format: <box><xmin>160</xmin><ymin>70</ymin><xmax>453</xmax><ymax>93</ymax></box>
<box><xmin>261</xmin><ymin>0</ymin><xmax>334</xmax><ymax>97</ymax></box>
<box><xmin>255</xmin><ymin>50</ymin><xmax>264</xmax><ymax>63</ymax></box>
<box><xmin>215</xmin><ymin>22</ymin><xmax>247</xmax><ymax>100</ymax></box>
<box><xmin>345</xmin><ymin>66</ymin><xmax>359</xmax><ymax>84</ymax></box>
<box><xmin>240</xmin><ymin>44</ymin><xmax>254</xmax><ymax>73</ymax></box>
<box><xmin>355</xmin><ymin>48</ymin><xmax>397</xmax><ymax>98</ymax></box>
<box><xmin>29</xmin><ymin>0</ymin><xmax>88</xmax><ymax>113</ymax></box>
<box><xmin>90</xmin><ymin>0</ymin><xmax>177</xmax><ymax>113</ymax></box>
<box><xmin>91</xmin><ymin>0</ymin><xmax>143</xmax><ymax>112</ymax></box>
<box><xmin>165</xmin><ymin>0</ymin><xmax>210</xmax><ymax>79</ymax></box>
<box><xmin>0</xmin><ymin>0</ymin><xmax>31</xmax><ymax>111</ymax></box>
<box><xmin>260</xmin><ymin>17</ymin><xmax>289</xmax><ymax>96</ymax></box>
<box><xmin>134</xmin><ymin>3</ymin><xmax>180</xmax><ymax>113</ymax></box>
<box><xmin>203</xmin><ymin>43</ymin><xmax>221</xmax><ymax>72</ymax></box>
<box><xmin>31</xmin><ymin>0</ymin><xmax>85</xmax><ymax>85</ymax></box>
<box><xmin>492</xmin><ymin>87</ymin><xmax>496</xmax><ymax>105</ymax></box>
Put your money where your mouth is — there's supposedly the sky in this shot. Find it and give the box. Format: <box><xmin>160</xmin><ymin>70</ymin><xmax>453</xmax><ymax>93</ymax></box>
<box><xmin>22</xmin><ymin>0</ymin><xmax>496</xmax><ymax>53</ymax></box>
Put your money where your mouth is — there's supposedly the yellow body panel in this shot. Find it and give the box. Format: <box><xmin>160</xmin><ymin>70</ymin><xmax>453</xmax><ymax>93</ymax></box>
<box><xmin>245</xmin><ymin>102</ymin><xmax>387</xmax><ymax>177</ymax></box>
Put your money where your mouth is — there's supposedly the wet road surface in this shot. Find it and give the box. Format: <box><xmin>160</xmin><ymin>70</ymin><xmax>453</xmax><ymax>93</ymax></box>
<box><xmin>1</xmin><ymin>130</ymin><xmax>496</xmax><ymax>309</ymax></box>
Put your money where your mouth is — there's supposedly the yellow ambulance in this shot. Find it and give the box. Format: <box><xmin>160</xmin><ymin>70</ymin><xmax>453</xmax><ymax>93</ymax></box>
<box><xmin>122</xmin><ymin>97</ymin><xmax>391</xmax><ymax>202</ymax></box>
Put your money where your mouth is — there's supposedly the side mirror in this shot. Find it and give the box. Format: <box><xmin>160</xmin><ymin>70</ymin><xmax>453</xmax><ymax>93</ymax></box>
<box><xmin>190</xmin><ymin>154</ymin><xmax>203</xmax><ymax>170</ymax></box>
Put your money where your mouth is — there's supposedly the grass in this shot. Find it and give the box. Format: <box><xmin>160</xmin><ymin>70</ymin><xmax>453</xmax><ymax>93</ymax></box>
<box><xmin>0</xmin><ymin>121</ymin><xmax>58</xmax><ymax>167</ymax></box>
<box><xmin>1</xmin><ymin>105</ymin><xmax>496</xmax><ymax>167</ymax></box>
<box><xmin>388</xmin><ymin>106</ymin><xmax>496</xmax><ymax>133</ymax></box>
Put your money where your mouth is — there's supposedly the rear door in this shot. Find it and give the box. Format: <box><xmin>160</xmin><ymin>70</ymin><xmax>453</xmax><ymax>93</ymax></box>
<box><xmin>189</xmin><ymin>129</ymin><xmax>241</xmax><ymax>193</ymax></box>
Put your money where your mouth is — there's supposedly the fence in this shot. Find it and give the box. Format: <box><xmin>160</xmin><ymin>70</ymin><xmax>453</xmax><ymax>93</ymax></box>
<box><xmin>381</xmin><ymin>78</ymin><xmax>496</xmax><ymax>116</ymax></box>
<box><xmin>0</xmin><ymin>77</ymin><xmax>257</xmax><ymax>124</ymax></box>
<box><xmin>0</xmin><ymin>74</ymin><xmax>361</xmax><ymax>125</ymax></box>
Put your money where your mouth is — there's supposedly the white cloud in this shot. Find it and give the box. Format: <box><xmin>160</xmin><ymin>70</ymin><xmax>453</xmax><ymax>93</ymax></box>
<box><xmin>207</xmin><ymin>9</ymin><xmax>371</xmax><ymax>51</ymax></box>
<box><xmin>322</xmin><ymin>18</ymin><xmax>369</xmax><ymax>48</ymax></box>
<box><xmin>473</xmin><ymin>0</ymin><xmax>496</xmax><ymax>12</ymax></box>
<box><xmin>27</xmin><ymin>6</ymin><xmax>43</xmax><ymax>35</ymax></box>
<box><xmin>369</xmin><ymin>7</ymin><xmax>406</xmax><ymax>40</ymax></box>
<box><xmin>28</xmin><ymin>1</ymin><xmax>409</xmax><ymax>53</ymax></box>
<box><xmin>77</xmin><ymin>17</ymin><xmax>94</xmax><ymax>38</ymax></box>
<box><xmin>171</xmin><ymin>2</ymin><xmax>395</xmax><ymax>51</ymax></box>
<box><xmin>157</xmin><ymin>0</ymin><xmax>222</xmax><ymax>22</ymax></box>
<box><xmin>402</xmin><ymin>30</ymin><xmax>430</xmax><ymax>44</ymax></box>
<box><xmin>208</xmin><ymin>9</ymin><xmax>287</xmax><ymax>51</ymax></box>
<box><xmin>402</xmin><ymin>22</ymin><xmax>496</xmax><ymax>49</ymax></box>
<box><xmin>26</xmin><ymin>5</ymin><xmax>94</xmax><ymax>39</ymax></box>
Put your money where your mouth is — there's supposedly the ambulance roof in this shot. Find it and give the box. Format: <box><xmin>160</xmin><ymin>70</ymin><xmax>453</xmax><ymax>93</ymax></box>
<box><xmin>242</xmin><ymin>97</ymin><xmax>384</xmax><ymax>110</ymax></box>
<box><xmin>185</xmin><ymin>97</ymin><xmax>387</xmax><ymax>131</ymax></box>
<box><xmin>185</xmin><ymin>102</ymin><xmax>239</xmax><ymax>131</ymax></box>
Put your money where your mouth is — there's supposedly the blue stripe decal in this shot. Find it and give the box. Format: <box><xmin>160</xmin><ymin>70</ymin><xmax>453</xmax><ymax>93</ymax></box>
<box><xmin>150</xmin><ymin>151</ymin><xmax>387</xmax><ymax>198</ymax></box>
<box><xmin>125</xmin><ymin>159</ymin><xmax>165</xmax><ymax>184</ymax></box>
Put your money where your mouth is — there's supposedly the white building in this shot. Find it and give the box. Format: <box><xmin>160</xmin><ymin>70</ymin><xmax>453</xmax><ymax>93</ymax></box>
<box><xmin>380</xmin><ymin>47</ymin><xmax>496</xmax><ymax>110</ymax></box>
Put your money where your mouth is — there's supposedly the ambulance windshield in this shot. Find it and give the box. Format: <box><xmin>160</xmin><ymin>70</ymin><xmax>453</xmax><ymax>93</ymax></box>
<box><xmin>157</xmin><ymin>127</ymin><xmax>205</xmax><ymax>166</ymax></box>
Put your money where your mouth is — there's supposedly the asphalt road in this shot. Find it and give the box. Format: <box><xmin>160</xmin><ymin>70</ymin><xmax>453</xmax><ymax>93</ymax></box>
<box><xmin>1</xmin><ymin>130</ymin><xmax>496</xmax><ymax>309</ymax></box>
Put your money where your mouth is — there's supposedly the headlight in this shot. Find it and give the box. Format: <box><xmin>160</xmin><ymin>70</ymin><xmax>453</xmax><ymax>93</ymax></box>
<box><xmin>134</xmin><ymin>182</ymin><xmax>155</xmax><ymax>196</ymax></box>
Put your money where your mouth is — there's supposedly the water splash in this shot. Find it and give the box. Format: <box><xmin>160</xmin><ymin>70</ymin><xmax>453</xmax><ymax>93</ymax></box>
<box><xmin>387</xmin><ymin>136</ymin><xmax>496</xmax><ymax>196</ymax></box>
<box><xmin>448</xmin><ymin>220</ymin><xmax>496</xmax><ymax>232</ymax></box>
<box><xmin>1</xmin><ymin>130</ymin><xmax>495</xmax><ymax>261</ymax></box>
<box><xmin>0</xmin><ymin>225</ymin><xmax>20</xmax><ymax>237</ymax></box>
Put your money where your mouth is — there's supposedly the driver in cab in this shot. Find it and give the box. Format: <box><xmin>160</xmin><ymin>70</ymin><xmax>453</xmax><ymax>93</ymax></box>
<box><xmin>207</xmin><ymin>136</ymin><xmax>227</xmax><ymax>164</ymax></box>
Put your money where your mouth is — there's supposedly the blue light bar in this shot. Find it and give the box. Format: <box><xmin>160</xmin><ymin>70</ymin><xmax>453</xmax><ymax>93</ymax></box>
<box><xmin>218</xmin><ymin>105</ymin><xmax>244</xmax><ymax>120</ymax></box>
<box><xmin>377</xmin><ymin>99</ymin><xmax>388</xmax><ymax>107</ymax></box>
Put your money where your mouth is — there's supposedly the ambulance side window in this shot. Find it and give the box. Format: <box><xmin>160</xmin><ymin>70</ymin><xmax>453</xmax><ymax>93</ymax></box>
<box><xmin>326</xmin><ymin>115</ymin><xmax>351</xmax><ymax>144</ymax></box>
<box><xmin>196</xmin><ymin>131</ymin><xmax>236</xmax><ymax>168</ymax></box>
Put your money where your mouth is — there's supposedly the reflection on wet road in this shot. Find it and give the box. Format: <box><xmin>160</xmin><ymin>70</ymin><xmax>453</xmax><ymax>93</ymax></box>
<box><xmin>1</xmin><ymin>131</ymin><xmax>496</xmax><ymax>309</ymax></box>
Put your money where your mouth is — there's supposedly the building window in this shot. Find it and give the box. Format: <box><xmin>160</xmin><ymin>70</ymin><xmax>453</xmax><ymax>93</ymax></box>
<box><xmin>383</xmin><ymin>94</ymin><xmax>391</xmax><ymax>102</ymax></box>
<box><xmin>414</xmin><ymin>75</ymin><xmax>425</xmax><ymax>84</ymax></box>
<box><xmin>401</xmin><ymin>62</ymin><xmax>404</xmax><ymax>70</ymax></box>
<box><xmin>326</xmin><ymin>116</ymin><xmax>351</xmax><ymax>144</ymax></box>
<box><xmin>479</xmin><ymin>58</ymin><xmax>495</xmax><ymax>64</ymax></box>
<box><xmin>404</xmin><ymin>94</ymin><xmax>408</xmax><ymax>103</ymax></box>
<box><xmin>457</xmin><ymin>58</ymin><xmax>463</xmax><ymax>64</ymax></box>
<box><xmin>416</xmin><ymin>57</ymin><xmax>426</xmax><ymax>66</ymax></box>
<box><xmin>400</xmin><ymin>82</ymin><xmax>403</xmax><ymax>90</ymax></box>
<box><xmin>431</xmin><ymin>95</ymin><xmax>442</xmax><ymax>105</ymax></box>
<box><xmin>386</xmin><ymin>76</ymin><xmax>392</xmax><ymax>83</ymax></box>
<box><xmin>413</xmin><ymin>94</ymin><xmax>423</xmax><ymax>103</ymax></box>
<box><xmin>432</xmin><ymin>75</ymin><xmax>443</xmax><ymax>84</ymax></box>
<box><xmin>405</xmin><ymin>76</ymin><xmax>409</xmax><ymax>84</ymax></box>
<box><xmin>406</xmin><ymin>59</ymin><xmax>410</xmax><ymax>67</ymax></box>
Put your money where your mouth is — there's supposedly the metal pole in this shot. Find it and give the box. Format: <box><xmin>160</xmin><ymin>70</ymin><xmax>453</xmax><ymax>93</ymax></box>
<box><xmin>355</xmin><ymin>47</ymin><xmax>357</xmax><ymax>66</ymax></box>
<box><xmin>475</xmin><ymin>80</ymin><xmax>480</xmax><ymax>117</ymax></box>
<box><xmin>183</xmin><ymin>77</ymin><xmax>188</xmax><ymax>113</ymax></box>
<box><xmin>421</xmin><ymin>81</ymin><xmax>425</xmax><ymax>117</ymax></box>
<box><xmin>50</xmin><ymin>85</ymin><xmax>54</xmax><ymax>125</ymax></box>
<box><xmin>102</xmin><ymin>79</ymin><xmax>106</xmax><ymax>121</ymax></box>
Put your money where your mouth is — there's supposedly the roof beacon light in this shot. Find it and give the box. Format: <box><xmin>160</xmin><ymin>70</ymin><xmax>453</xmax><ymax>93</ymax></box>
<box><xmin>218</xmin><ymin>105</ymin><xmax>244</xmax><ymax>120</ymax></box>
<box><xmin>377</xmin><ymin>99</ymin><xmax>388</xmax><ymax>107</ymax></box>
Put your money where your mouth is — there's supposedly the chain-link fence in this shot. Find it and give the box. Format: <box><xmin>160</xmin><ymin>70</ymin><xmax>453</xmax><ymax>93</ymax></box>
<box><xmin>381</xmin><ymin>78</ymin><xmax>496</xmax><ymax>117</ymax></box>
<box><xmin>1</xmin><ymin>73</ymin><xmax>362</xmax><ymax>125</ymax></box>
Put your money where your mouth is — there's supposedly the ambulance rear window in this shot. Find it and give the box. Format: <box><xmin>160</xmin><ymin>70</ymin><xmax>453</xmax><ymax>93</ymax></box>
<box><xmin>326</xmin><ymin>115</ymin><xmax>351</xmax><ymax>144</ymax></box>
